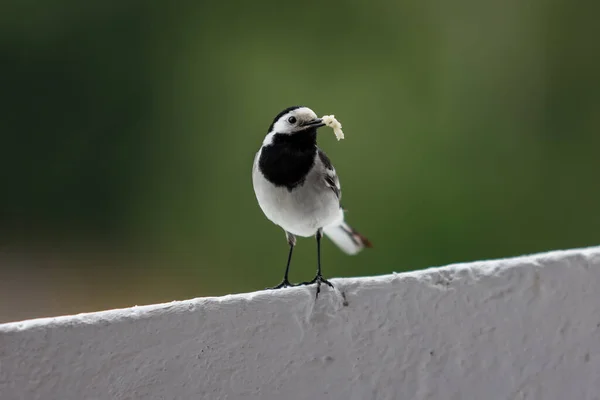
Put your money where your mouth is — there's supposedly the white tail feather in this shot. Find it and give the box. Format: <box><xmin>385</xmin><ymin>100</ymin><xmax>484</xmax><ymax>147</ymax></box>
<box><xmin>323</xmin><ymin>221</ymin><xmax>371</xmax><ymax>255</ymax></box>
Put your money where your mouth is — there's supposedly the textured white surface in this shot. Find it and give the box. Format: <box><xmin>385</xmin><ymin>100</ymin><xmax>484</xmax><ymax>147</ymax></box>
<box><xmin>2</xmin><ymin>247</ymin><xmax>600</xmax><ymax>400</ymax></box>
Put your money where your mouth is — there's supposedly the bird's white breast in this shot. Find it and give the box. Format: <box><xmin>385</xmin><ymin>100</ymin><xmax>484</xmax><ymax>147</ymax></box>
<box><xmin>252</xmin><ymin>149</ymin><xmax>342</xmax><ymax>237</ymax></box>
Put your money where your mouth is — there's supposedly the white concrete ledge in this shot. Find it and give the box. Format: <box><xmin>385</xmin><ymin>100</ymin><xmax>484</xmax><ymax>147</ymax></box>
<box><xmin>2</xmin><ymin>247</ymin><xmax>600</xmax><ymax>400</ymax></box>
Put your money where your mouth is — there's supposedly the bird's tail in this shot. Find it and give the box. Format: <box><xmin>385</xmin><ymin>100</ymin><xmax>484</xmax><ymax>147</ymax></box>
<box><xmin>323</xmin><ymin>221</ymin><xmax>372</xmax><ymax>255</ymax></box>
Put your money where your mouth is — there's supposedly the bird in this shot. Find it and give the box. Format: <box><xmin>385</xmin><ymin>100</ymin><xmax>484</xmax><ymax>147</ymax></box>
<box><xmin>252</xmin><ymin>106</ymin><xmax>372</xmax><ymax>296</ymax></box>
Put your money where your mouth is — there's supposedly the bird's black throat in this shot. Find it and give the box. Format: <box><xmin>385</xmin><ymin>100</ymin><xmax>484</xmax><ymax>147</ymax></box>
<box><xmin>259</xmin><ymin>129</ymin><xmax>318</xmax><ymax>191</ymax></box>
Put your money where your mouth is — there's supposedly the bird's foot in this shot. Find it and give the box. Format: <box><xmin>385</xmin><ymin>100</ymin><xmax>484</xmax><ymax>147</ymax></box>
<box><xmin>300</xmin><ymin>274</ymin><xmax>334</xmax><ymax>298</ymax></box>
<box><xmin>266</xmin><ymin>279</ymin><xmax>297</xmax><ymax>290</ymax></box>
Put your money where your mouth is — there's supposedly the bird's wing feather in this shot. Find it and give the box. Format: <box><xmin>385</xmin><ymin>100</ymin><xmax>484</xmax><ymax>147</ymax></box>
<box><xmin>317</xmin><ymin>149</ymin><xmax>341</xmax><ymax>201</ymax></box>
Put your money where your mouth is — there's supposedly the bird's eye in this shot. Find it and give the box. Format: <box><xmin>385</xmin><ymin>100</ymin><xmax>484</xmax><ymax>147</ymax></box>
<box><xmin>288</xmin><ymin>116</ymin><xmax>297</xmax><ymax>124</ymax></box>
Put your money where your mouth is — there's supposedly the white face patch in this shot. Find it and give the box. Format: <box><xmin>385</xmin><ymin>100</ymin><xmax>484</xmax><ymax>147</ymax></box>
<box><xmin>271</xmin><ymin>107</ymin><xmax>319</xmax><ymax>135</ymax></box>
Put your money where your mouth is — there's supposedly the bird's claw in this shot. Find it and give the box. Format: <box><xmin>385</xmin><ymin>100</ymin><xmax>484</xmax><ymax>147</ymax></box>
<box><xmin>266</xmin><ymin>279</ymin><xmax>296</xmax><ymax>290</ymax></box>
<box><xmin>300</xmin><ymin>274</ymin><xmax>334</xmax><ymax>298</ymax></box>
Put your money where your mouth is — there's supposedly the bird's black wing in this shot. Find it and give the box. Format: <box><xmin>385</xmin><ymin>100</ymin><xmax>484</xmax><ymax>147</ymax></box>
<box><xmin>317</xmin><ymin>149</ymin><xmax>341</xmax><ymax>201</ymax></box>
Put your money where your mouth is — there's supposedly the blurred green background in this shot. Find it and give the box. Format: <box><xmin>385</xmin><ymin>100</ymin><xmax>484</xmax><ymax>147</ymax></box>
<box><xmin>1</xmin><ymin>0</ymin><xmax>599</xmax><ymax>323</ymax></box>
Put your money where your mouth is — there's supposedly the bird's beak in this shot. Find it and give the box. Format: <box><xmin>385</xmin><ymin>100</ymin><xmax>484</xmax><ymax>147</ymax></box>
<box><xmin>303</xmin><ymin>118</ymin><xmax>326</xmax><ymax>129</ymax></box>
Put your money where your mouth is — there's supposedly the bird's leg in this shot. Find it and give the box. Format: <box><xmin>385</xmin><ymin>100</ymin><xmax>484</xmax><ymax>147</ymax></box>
<box><xmin>300</xmin><ymin>228</ymin><xmax>334</xmax><ymax>297</ymax></box>
<box><xmin>267</xmin><ymin>232</ymin><xmax>297</xmax><ymax>289</ymax></box>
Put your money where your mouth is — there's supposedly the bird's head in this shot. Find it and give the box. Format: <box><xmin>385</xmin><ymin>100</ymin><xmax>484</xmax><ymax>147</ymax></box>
<box><xmin>267</xmin><ymin>106</ymin><xmax>325</xmax><ymax>135</ymax></box>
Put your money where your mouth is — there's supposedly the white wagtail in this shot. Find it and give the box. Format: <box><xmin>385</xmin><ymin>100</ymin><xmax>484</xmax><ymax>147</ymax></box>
<box><xmin>252</xmin><ymin>106</ymin><xmax>372</xmax><ymax>296</ymax></box>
